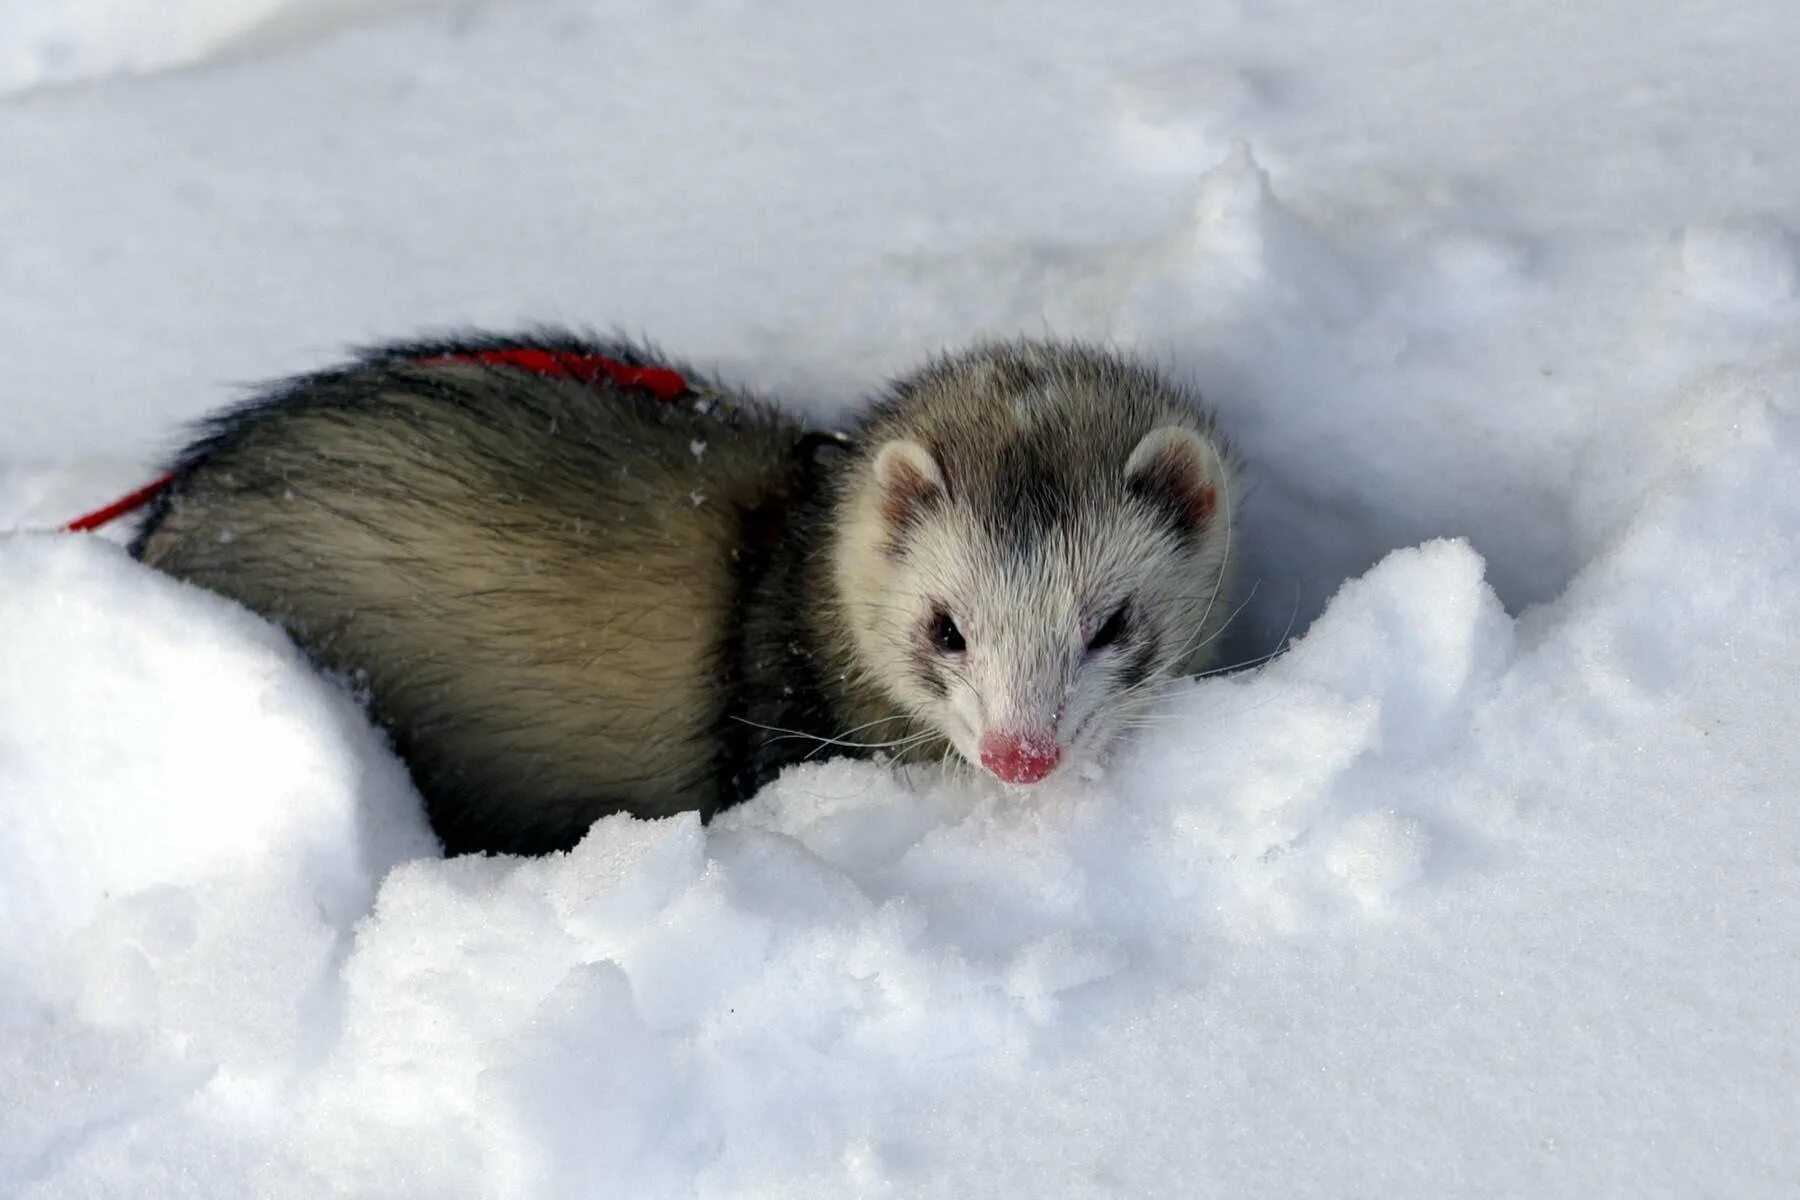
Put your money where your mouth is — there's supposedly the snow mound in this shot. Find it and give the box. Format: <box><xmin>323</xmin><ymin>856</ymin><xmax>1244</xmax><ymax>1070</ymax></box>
<box><xmin>0</xmin><ymin>535</ymin><xmax>434</xmax><ymax>1185</ymax></box>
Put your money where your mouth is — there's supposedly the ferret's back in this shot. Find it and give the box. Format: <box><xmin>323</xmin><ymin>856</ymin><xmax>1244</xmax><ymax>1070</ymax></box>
<box><xmin>137</xmin><ymin>353</ymin><xmax>806</xmax><ymax>853</ymax></box>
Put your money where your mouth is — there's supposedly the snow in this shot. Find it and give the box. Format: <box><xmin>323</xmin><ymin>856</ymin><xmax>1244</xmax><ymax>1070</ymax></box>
<box><xmin>0</xmin><ymin>0</ymin><xmax>430</xmax><ymax>95</ymax></box>
<box><xmin>3</xmin><ymin>0</ymin><xmax>1800</xmax><ymax>1195</ymax></box>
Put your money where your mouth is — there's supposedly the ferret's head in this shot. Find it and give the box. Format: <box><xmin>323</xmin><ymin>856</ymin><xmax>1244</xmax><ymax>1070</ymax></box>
<box><xmin>831</xmin><ymin>342</ymin><xmax>1237</xmax><ymax>786</ymax></box>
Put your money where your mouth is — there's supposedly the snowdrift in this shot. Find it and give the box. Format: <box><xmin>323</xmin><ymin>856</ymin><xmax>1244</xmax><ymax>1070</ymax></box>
<box><xmin>6</xmin><ymin>357</ymin><xmax>1797</xmax><ymax>1193</ymax></box>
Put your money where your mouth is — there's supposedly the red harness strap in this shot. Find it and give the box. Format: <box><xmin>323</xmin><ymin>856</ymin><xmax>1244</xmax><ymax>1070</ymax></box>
<box><xmin>58</xmin><ymin>347</ymin><xmax>690</xmax><ymax>534</ymax></box>
<box><xmin>63</xmin><ymin>472</ymin><xmax>180</xmax><ymax>533</ymax></box>
<box><xmin>414</xmin><ymin>348</ymin><xmax>688</xmax><ymax>403</ymax></box>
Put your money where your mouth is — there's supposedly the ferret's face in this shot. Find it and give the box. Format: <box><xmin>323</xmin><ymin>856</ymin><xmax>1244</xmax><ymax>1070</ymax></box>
<box><xmin>835</xmin><ymin>423</ymin><xmax>1234</xmax><ymax>786</ymax></box>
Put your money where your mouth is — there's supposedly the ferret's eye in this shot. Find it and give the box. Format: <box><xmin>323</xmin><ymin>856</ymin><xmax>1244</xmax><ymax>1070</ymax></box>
<box><xmin>1087</xmin><ymin>602</ymin><xmax>1130</xmax><ymax>652</ymax></box>
<box><xmin>929</xmin><ymin>610</ymin><xmax>966</xmax><ymax>654</ymax></box>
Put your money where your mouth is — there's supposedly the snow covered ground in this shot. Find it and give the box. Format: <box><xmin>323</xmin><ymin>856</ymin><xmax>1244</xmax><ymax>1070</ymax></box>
<box><xmin>3</xmin><ymin>0</ymin><xmax>1799</xmax><ymax>1195</ymax></box>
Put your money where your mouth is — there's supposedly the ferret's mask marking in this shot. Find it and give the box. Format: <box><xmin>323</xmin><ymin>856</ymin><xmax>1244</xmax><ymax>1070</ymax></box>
<box><xmin>859</xmin><ymin>421</ymin><xmax>1228</xmax><ymax>786</ymax></box>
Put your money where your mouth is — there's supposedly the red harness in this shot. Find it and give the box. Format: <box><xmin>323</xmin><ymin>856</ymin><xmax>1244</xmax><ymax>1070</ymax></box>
<box><xmin>60</xmin><ymin>347</ymin><xmax>690</xmax><ymax>534</ymax></box>
<box><xmin>412</xmin><ymin>348</ymin><xmax>688</xmax><ymax>403</ymax></box>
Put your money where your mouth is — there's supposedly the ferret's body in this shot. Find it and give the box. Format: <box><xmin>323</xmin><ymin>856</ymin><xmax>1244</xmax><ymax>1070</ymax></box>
<box><xmin>136</xmin><ymin>333</ymin><xmax>1238</xmax><ymax>855</ymax></box>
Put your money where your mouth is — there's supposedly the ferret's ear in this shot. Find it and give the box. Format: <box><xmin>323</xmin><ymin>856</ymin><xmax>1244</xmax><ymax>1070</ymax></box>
<box><xmin>1125</xmin><ymin>426</ymin><xmax>1219</xmax><ymax>533</ymax></box>
<box><xmin>871</xmin><ymin>438</ymin><xmax>947</xmax><ymax>527</ymax></box>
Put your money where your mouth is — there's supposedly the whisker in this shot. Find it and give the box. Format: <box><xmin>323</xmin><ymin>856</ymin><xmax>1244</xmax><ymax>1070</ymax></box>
<box><xmin>1175</xmin><ymin>576</ymin><xmax>1262</xmax><ymax>665</ymax></box>
<box><xmin>1189</xmin><ymin>580</ymin><xmax>1303</xmax><ymax>680</ymax></box>
<box><xmin>804</xmin><ymin>729</ymin><xmax>937</xmax><ymax>761</ymax></box>
<box><xmin>1113</xmin><ymin>578</ymin><xmax>1261</xmax><ymax>706</ymax></box>
<box><xmin>729</xmin><ymin>715</ymin><xmax>931</xmax><ymax>752</ymax></box>
<box><xmin>825</xmin><ymin>712</ymin><xmax>919</xmax><ymax>740</ymax></box>
<box><xmin>1189</xmin><ymin>438</ymin><xmax>1235</xmax><ymax>655</ymax></box>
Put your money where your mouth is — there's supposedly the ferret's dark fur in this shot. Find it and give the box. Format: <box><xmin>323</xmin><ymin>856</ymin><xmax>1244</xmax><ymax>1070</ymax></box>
<box><xmin>135</xmin><ymin>332</ymin><xmax>1237</xmax><ymax>855</ymax></box>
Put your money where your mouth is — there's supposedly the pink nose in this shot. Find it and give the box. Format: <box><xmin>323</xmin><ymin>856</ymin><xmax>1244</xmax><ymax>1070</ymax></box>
<box><xmin>978</xmin><ymin>730</ymin><xmax>1061</xmax><ymax>785</ymax></box>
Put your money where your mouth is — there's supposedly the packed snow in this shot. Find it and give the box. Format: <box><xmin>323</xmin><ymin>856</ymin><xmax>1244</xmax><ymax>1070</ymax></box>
<box><xmin>3</xmin><ymin>0</ymin><xmax>1798</xmax><ymax>1195</ymax></box>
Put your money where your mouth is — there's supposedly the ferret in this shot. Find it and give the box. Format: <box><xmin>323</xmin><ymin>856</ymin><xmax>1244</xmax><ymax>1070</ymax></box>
<box><xmin>133</xmin><ymin>332</ymin><xmax>1238</xmax><ymax>855</ymax></box>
